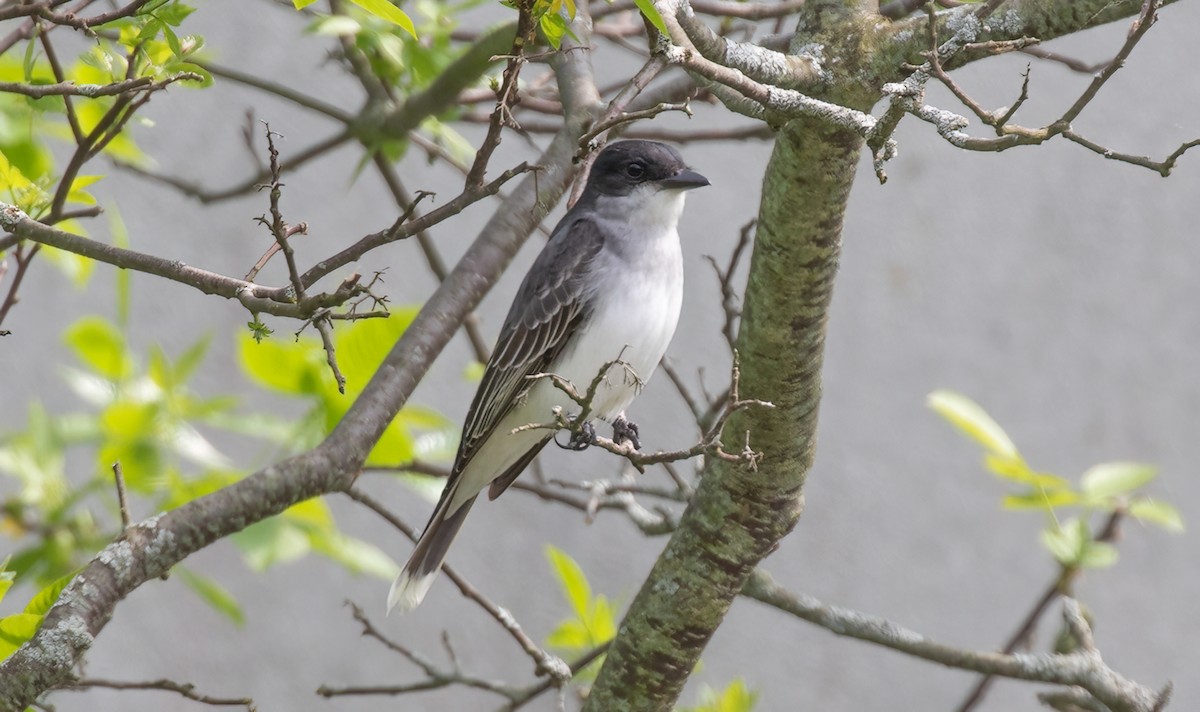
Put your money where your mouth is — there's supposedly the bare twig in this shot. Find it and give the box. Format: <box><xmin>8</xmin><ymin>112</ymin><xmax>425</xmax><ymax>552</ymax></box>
<box><xmin>465</xmin><ymin>0</ymin><xmax>537</xmax><ymax>188</ymax></box>
<box><xmin>955</xmin><ymin>510</ymin><xmax>1126</xmax><ymax>712</ymax></box>
<box><xmin>342</xmin><ymin>488</ymin><xmax>571</xmax><ymax>683</ymax></box>
<box><xmin>577</xmin><ymin>100</ymin><xmax>694</xmax><ymax>155</ymax></box>
<box><xmin>317</xmin><ymin>602</ymin><xmax>520</xmax><ymax>699</ymax></box>
<box><xmin>745</xmin><ymin>571</ymin><xmax>1166</xmax><ymax>712</ymax></box>
<box><xmin>255</xmin><ymin>123</ymin><xmax>346</xmax><ymax>392</ymax></box>
<box><xmin>884</xmin><ymin>0</ymin><xmax>1195</xmax><ymax>177</ymax></box>
<box><xmin>63</xmin><ymin>677</ymin><xmax>254</xmax><ymax>709</ymax></box>
<box><xmin>0</xmin><ymin>76</ymin><xmax>157</xmax><ymax>98</ymax></box>
<box><xmin>111</xmin><ymin>463</ymin><xmax>130</xmax><ymax>530</ymax></box>
<box><xmin>519</xmin><ymin>352</ymin><xmax>773</xmax><ymax>474</ymax></box>
<box><xmin>371</xmin><ymin>155</ymin><xmax>491</xmax><ymax>362</ymax></box>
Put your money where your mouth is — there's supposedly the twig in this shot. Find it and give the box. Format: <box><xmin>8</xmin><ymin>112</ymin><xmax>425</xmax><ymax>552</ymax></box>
<box><xmin>0</xmin><ymin>204</ymin><xmax>376</xmax><ymax>320</ymax></box>
<box><xmin>518</xmin><ymin>351</ymin><xmax>773</xmax><ymax>474</ymax></box>
<box><xmin>111</xmin><ymin>462</ymin><xmax>130</xmax><ymax>530</ymax></box>
<box><xmin>745</xmin><ymin>570</ymin><xmax>1165</xmax><ymax>712</ymax></box>
<box><xmin>63</xmin><ymin>677</ymin><xmax>254</xmax><ymax>709</ymax></box>
<box><xmin>117</xmin><ymin>129</ymin><xmax>354</xmax><ymax>204</ymax></box>
<box><xmin>316</xmin><ymin>602</ymin><xmax>520</xmax><ymax>699</ymax></box>
<box><xmin>0</xmin><ymin>76</ymin><xmax>156</xmax><ymax>98</ymax></box>
<box><xmin>465</xmin><ymin>0</ymin><xmax>537</xmax><ymax>188</ymax></box>
<box><xmin>704</xmin><ymin>218</ymin><xmax>753</xmax><ymax>353</ymax></box>
<box><xmin>954</xmin><ymin>509</ymin><xmax>1125</xmax><ymax>712</ymax></box>
<box><xmin>884</xmin><ymin>0</ymin><xmax>1195</xmax><ymax>177</ymax></box>
<box><xmin>196</xmin><ymin>60</ymin><xmax>353</xmax><ymax>122</ymax></box>
<box><xmin>255</xmin><ymin>123</ymin><xmax>345</xmax><ymax>392</ymax></box>
<box><xmin>371</xmin><ymin>155</ymin><xmax>491</xmax><ymax>362</ymax></box>
<box><xmin>1019</xmin><ymin>45</ymin><xmax>1111</xmax><ymax>74</ymax></box>
<box><xmin>577</xmin><ymin>100</ymin><xmax>694</xmax><ymax>154</ymax></box>
<box><xmin>343</xmin><ymin>488</ymin><xmax>572</xmax><ymax>683</ymax></box>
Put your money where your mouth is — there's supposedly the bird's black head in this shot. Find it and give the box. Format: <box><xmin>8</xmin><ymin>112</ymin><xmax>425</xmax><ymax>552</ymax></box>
<box><xmin>583</xmin><ymin>140</ymin><xmax>709</xmax><ymax>198</ymax></box>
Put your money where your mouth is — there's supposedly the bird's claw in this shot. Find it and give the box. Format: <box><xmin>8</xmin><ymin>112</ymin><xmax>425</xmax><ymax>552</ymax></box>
<box><xmin>612</xmin><ymin>416</ymin><xmax>641</xmax><ymax>450</ymax></box>
<box><xmin>556</xmin><ymin>419</ymin><xmax>596</xmax><ymax>451</ymax></box>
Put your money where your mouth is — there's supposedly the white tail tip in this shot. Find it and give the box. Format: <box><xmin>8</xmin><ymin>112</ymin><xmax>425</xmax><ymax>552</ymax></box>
<box><xmin>387</xmin><ymin>569</ymin><xmax>437</xmax><ymax>615</ymax></box>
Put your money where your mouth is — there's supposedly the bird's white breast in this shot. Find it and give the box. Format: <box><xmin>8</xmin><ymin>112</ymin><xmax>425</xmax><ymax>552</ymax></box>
<box><xmin>537</xmin><ymin>191</ymin><xmax>686</xmax><ymax>421</ymax></box>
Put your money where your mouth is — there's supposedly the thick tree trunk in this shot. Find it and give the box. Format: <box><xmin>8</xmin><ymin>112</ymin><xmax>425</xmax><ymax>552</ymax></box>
<box><xmin>583</xmin><ymin>116</ymin><xmax>862</xmax><ymax>711</ymax></box>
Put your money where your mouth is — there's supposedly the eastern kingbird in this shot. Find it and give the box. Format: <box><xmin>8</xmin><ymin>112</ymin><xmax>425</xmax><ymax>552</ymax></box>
<box><xmin>389</xmin><ymin>140</ymin><xmax>709</xmax><ymax>613</ymax></box>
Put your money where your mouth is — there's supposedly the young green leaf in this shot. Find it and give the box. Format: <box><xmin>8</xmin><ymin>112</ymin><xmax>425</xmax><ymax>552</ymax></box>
<box><xmin>984</xmin><ymin>454</ymin><xmax>1070</xmax><ymax>489</ymax></box>
<box><xmin>1129</xmin><ymin>499</ymin><xmax>1185</xmax><ymax>533</ymax></box>
<box><xmin>293</xmin><ymin>0</ymin><xmax>320</xmax><ymax>8</ymax></box>
<box><xmin>633</xmin><ymin>0</ymin><xmax>669</xmax><ymax>34</ymax></box>
<box><xmin>1001</xmin><ymin>489</ymin><xmax>1080</xmax><ymax>510</ymax></box>
<box><xmin>65</xmin><ymin>317</ymin><xmax>132</xmax><ymax>380</ymax></box>
<box><xmin>927</xmin><ymin>390</ymin><xmax>1017</xmax><ymax>459</ymax></box>
<box><xmin>232</xmin><ymin>517</ymin><xmax>312</xmax><ymax>570</ymax></box>
<box><xmin>349</xmin><ymin>0</ymin><xmax>416</xmax><ymax>37</ymax></box>
<box><xmin>0</xmin><ymin>613</ymin><xmax>43</xmax><ymax>662</ymax></box>
<box><xmin>310</xmin><ymin>534</ymin><xmax>401</xmax><ymax>579</ymax></box>
<box><xmin>0</xmin><ymin>565</ymin><xmax>13</xmax><ymax>605</ymax></box>
<box><xmin>546</xmin><ymin>545</ymin><xmax>591</xmax><ymax>620</ymax></box>
<box><xmin>1040</xmin><ymin>518</ymin><xmax>1086</xmax><ymax>566</ymax></box>
<box><xmin>176</xmin><ymin>567</ymin><xmax>245</xmax><ymax>626</ymax></box>
<box><xmin>1080</xmin><ymin>462</ymin><xmax>1158</xmax><ymax>500</ymax></box>
<box><xmin>679</xmin><ymin>679</ymin><xmax>760</xmax><ymax>712</ymax></box>
<box><xmin>1078</xmin><ymin>541</ymin><xmax>1118</xmax><ymax>569</ymax></box>
<box><xmin>22</xmin><ymin>572</ymin><xmax>73</xmax><ymax>617</ymax></box>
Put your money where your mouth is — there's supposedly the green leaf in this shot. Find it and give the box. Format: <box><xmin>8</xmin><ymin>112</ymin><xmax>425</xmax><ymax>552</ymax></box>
<box><xmin>173</xmin><ymin>334</ymin><xmax>211</xmax><ymax>384</ymax></box>
<box><xmin>680</xmin><ymin>679</ymin><xmax>760</xmax><ymax>712</ymax></box>
<box><xmin>64</xmin><ymin>316</ymin><xmax>132</xmax><ymax>380</ymax></box>
<box><xmin>161</xmin><ymin>21</ymin><xmax>183</xmax><ymax>56</ymax></box>
<box><xmin>293</xmin><ymin>0</ymin><xmax>320</xmax><ymax>7</ymax></box>
<box><xmin>539</xmin><ymin>12</ymin><xmax>568</xmax><ymax>49</ymax></box>
<box><xmin>1001</xmin><ymin>489</ymin><xmax>1080</xmax><ymax>510</ymax></box>
<box><xmin>23</xmin><ymin>573</ymin><xmax>73</xmax><ymax>616</ymax></box>
<box><xmin>546</xmin><ymin>545</ymin><xmax>590</xmax><ymax>620</ymax></box>
<box><xmin>176</xmin><ymin>567</ymin><xmax>244</xmax><ymax>626</ymax></box>
<box><xmin>310</xmin><ymin>534</ymin><xmax>400</xmax><ymax>579</ymax></box>
<box><xmin>546</xmin><ymin>619</ymin><xmax>592</xmax><ymax>649</ymax></box>
<box><xmin>333</xmin><ymin>308</ymin><xmax>418</xmax><ymax>395</ymax></box>
<box><xmin>108</xmin><ymin>207</ymin><xmax>132</xmax><ymax>327</ymax></box>
<box><xmin>927</xmin><ymin>390</ymin><xmax>1017</xmax><ymax>458</ymax></box>
<box><xmin>1040</xmin><ymin>518</ymin><xmax>1086</xmax><ymax>566</ymax></box>
<box><xmin>232</xmin><ymin>517</ymin><xmax>311</xmax><ymax>570</ymax></box>
<box><xmin>1078</xmin><ymin>541</ymin><xmax>1118</xmax><ymax>569</ymax></box>
<box><xmin>633</xmin><ymin>0</ymin><xmax>668</xmax><ymax>34</ymax></box>
<box><xmin>349</xmin><ymin>0</ymin><xmax>416</xmax><ymax>37</ymax></box>
<box><xmin>984</xmin><ymin>454</ymin><xmax>1070</xmax><ymax>489</ymax></box>
<box><xmin>0</xmin><ymin>613</ymin><xmax>43</xmax><ymax>662</ymax></box>
<box><xmin>238</xmin><ymin>330</ymin><xmax>326</xmax><ymax>395</ymax></box>
<box><xmin>464</xmin><ymin>360</ymin><xmax>485</xmax><ymax>383</ymax></box>
<box><xmin>311</xmin><ymin>15</ymin><xmax>363</xmax><ymax>36</ymax></box>
<box><xmin>1081</xmin><ymin>462</ymin><xmax>1158</xmax><ymax>500</ymax></box>
<box><xmin>1129</xmin><ymin>499</ymin><xmax>1185</xmax><ymax>533</ymax></box>
<box><xmin>0</xmin><ymin>563</ymin><xmax>13</xmax><ymax>605</ymax></box>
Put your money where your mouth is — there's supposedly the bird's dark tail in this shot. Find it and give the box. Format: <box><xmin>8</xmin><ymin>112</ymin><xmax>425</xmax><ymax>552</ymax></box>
<box><xmin>388</xmin><ymin>495</ymin><xmax>476</xmax><ymax>614</ymax></box>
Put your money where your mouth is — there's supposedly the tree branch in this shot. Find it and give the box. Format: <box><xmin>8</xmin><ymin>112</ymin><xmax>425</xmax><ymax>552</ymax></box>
<box><xmin>0</xmin><ymin>14</ymin><xmax>604</xmax><ymax>708</ymax></box>
<box><xmin>743</xmin><ymin>570</ymin><xmax>1168</xmax><ymax>712</ymax></box>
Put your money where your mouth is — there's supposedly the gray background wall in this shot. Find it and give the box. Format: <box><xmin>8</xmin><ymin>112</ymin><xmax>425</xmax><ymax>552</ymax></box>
<box><xmin>2</xmin><ymin>2</ymin><xmax>1198</xmax><ymax>710</ymax></box>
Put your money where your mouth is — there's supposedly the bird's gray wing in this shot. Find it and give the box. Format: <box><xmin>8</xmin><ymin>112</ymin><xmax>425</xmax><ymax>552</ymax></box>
<box><xmin>454</xmin><ymin>218</ymin><xmax>606</xmax><ymax>481</ymax></box>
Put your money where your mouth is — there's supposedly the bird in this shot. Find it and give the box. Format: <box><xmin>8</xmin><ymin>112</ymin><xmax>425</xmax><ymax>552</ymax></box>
<box><xmin>388</xmin><ymin>140</ymin><xmax>709</xmax><ymax>613</ymax></box>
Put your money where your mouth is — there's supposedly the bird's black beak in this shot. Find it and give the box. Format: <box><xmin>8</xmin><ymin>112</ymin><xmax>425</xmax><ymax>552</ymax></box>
<box><xmin>660</xmin><ymin>168</ymin><xmax>710</xmax><ymax>190</ymax></box>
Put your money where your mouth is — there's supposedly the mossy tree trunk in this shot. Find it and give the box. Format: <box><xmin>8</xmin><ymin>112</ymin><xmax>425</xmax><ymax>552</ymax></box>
<box><xmin>583</xmin><ymin>115</ymin><xmax>864</xmax><ymax>711</ymax></box>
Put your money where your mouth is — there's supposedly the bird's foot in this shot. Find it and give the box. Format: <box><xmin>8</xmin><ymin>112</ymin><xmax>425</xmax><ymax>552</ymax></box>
<box><xmin>556</xmin><ymin>419</ymin><xmax>596</xmax><ymax>451</ymax></box>
<box><xmin>612</xmin><ymin>415</ymin><xmax>641</xmax><ymax>450</ymax></box>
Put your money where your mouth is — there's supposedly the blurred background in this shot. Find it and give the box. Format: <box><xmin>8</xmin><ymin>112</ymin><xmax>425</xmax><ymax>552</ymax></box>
<box><xmin>2</xmin><ymin>1</ymin><xmax>1198</xmax><ymax>710</ymax></box>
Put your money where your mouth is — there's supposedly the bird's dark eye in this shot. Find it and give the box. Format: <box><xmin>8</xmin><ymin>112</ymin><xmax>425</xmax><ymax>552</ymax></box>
<box><xmin>625</xmin><ymin>162</ymin><xmax>646</xmax><ymax>179</ymax></box>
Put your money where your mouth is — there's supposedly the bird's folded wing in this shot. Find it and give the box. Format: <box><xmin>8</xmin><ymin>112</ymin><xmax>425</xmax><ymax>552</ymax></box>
<box><xmin>454</xmin><ymin>218</ymin><xmax>607</xmax><ymax>474</ymax></box>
